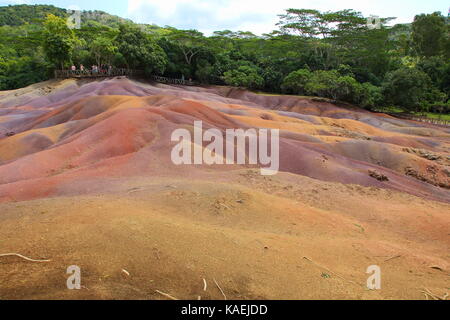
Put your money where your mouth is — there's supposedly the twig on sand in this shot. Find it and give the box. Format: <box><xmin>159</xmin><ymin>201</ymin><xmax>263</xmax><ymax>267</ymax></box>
<box><xmin>384</xmin><ymin>255</ymin><xmax>401</xmax><ymax>262</ymax></box>
<box><xmin>213</xmin><ymin>278</ymin><xmax>227</xmax><ymax>300</ymax></box>
<box><xmin>421</xmin><ymin>288</ymin><xmax>448</xmax><ymax>300</ymax></box>
<box><xmin>302</xmin><ymin>256</ymin><xmax>360</xmax><ymax>287</ymax></box>
<box><xmin>155</xmin><ymin>290</ymin><xmax>179</xmax><ymax>300</ymax></box>
<box><xmin>0</xmin><ymin>253</ymin><xmax>51</xmax><ymax>263</ymax></box>
<box><xmin>220</xmin><ymin>203</ymin><xmax>231</xmax><ymax>210</ymax></box>
<box><xmin>203</xmin><ymin>278</ymin><xmax>207</xmax><ymax>291</ymax></box>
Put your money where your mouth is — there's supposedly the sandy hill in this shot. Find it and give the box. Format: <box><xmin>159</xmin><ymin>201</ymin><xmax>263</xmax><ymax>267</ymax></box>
<box><xmin>0</xmin><ymin>77</ymin><xmax>448</xmax><ymax>300</ymax></box>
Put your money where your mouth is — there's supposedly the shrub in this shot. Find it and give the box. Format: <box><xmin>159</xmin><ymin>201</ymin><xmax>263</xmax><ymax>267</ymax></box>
<box><xmin>382</xmin><ymin>67</ymin><xmax>437</xmax><ymax>112</ymax></box>
<box><xmin>223</xmin><ymin>65</ymin><xmax>264</xmax><ymax>89</ymax></box>
<box><xmin>281</xmin><ymin>69</ymin><xmax>311</xmax><ymax>94</ymax></box>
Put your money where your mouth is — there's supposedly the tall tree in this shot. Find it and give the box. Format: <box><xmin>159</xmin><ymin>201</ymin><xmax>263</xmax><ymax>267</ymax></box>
<box><xmin>383</xmin><ymin>67</ymin><xmax>434</xmax><ymax>111</ymax></box>
<box><xmin>412</xmin><ymin>12</ymin><xmax>447</xmax><ymax>57</ymax></box>
<box><xmin>90</xmin><ymin>36</ymin><xmax>117</xmax><ymax>66</ymax></box>
<box><xmin>166</xmin><ymin>28</ymin><xmax>207</xmax><ymax>66</ymax></box>
<box><xmin>42</xmin><ymin>14</ymin><xmax>78</xmax><ymax>69</ymax></box>
<box><xmin>115</xmin><ymin>24</ymin><xmax>167</xmax><ymax>74</ymax></box>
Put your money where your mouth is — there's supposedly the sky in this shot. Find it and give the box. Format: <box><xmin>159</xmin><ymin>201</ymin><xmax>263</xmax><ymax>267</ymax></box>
<box><xmin>1</xmin><ymin>0</ymin><xmax>449</xmax><ymax>35</ymax></box>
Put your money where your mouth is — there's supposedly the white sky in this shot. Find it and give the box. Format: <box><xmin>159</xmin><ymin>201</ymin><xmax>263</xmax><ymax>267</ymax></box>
<box><xmin>1</xmin><ymin>0</ymin><xmax>448</xmax><ymax>35</ymax></box>
<box><xmin>127</xmin><ymin>0</ymin><xmax>449</xmax><ymax>35</ymax></box>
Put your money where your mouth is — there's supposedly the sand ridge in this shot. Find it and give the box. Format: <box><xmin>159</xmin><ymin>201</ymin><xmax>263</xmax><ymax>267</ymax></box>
<box><xmin>0</xmin><ymin>77</ymin><xmax>448</xmax><ymax>299</ymax></box>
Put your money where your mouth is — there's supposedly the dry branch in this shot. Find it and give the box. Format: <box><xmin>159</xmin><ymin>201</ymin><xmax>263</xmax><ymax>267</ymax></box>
<box><xmin>155</xmin><ymin>290</ymin><xmax>179</xmax><ymax>300</ymax></box>
<box><xmin>213</xmin><ymin>278</ymin><xmax>227</xmax><ymax>300</ymax></box>
<box><xmin>0</xmin><ymin>253</ymin><xmax>51</xmax><ymax>262</ymax></box>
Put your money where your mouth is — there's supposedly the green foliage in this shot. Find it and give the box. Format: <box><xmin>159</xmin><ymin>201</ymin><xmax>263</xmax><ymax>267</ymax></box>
<box><xmin>115</xmin><ymin>24</ymin><xmax>167</xmax><ymax>74</ymax></box>
<box><xmin>382</xmin><ymin>67</ymin><xmax>437</xmax><ymax>111</ymax></box>
<box><xmin>0</xmin><ymin>4</ymin><xmax>448</xmax><ymax>114</ymax></box>
<box><xmin>90</xmin><ymin>36</ymin><xmax>117</xmax><ymax>66</ymax></box>
<box><xmin>281</xmin><ymin>69</ymin><xmax>311</xmax><ymax>94</ymax></box>
<box><xmin>412</xmin><ymin>12</ymin><xmax>447</xmax><ymax>57</ymax></box>
<box><xmin>303</xmin><ymin>70</ymin><xmax>357</xmax><ymax>102</ymax></box>
<box><xmin>0</xmin><ymin>55</ymin><xmax>49</xmax><ymax>90</ymax></box>
<box><xmin>195</xmin><ymin>61</ymin><xmax>214</xmax><ymax>84</ymax></box>
<box><xmin>416</xmin><ymin>56</ymin><xmax>448</xmax><ymax>92</ymax></box>
<box><xmin>358</xmin><ymin>83</ymin><xmax>384</xmax><ymax>109</ymax></box>
<box><xmin>223</xmin><ymin>65</ymin><xmax>264</xmax><ymax>89</ymax></box>
<box><xmin>165</xmin><ymin>28</ymin><xmax>206</xmax><ymax>65</ymax></box>
<box><xmin>80</xmin><ymin>10</ymin><xmax>131</xmax><ymax>29</ymax></box>
<box><xmin>42</xmin><ymin>14</ymin><xmax>78</xmax><ymax>69</ymax></box>
<box><xmin>281</xmin><ymin>68</ymin><xmax>383</xmax><ymax>109</ymax></box>
<box><xmin>0</xmin><ymin>4</ymin><xmax>66</xmax><ymax>26</ymax></box>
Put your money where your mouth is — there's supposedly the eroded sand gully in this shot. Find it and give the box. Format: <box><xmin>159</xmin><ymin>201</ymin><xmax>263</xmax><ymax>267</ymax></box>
<box><xmin>0</xmin><ymin>77</ymin><xmax>448</xmax><ymax>299</ymax></box>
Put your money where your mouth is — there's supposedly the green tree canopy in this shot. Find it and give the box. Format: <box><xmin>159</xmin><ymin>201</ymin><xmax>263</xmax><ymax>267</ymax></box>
<box><xmin>412</xmin><ymin>12</ymin><xmax>447</xmax><ymax>57</ymax></box>
<box><xmin>383</xmin><ymin>67</ymin><xmax>435</xmax><ymax>111</ymax></box>
<box><xmin>42</xmin><ymin>14</ymin><xmax>78</xmax><ymax>69</ymax></box>
<box><xmin>281</xmin><ymin>69</ymin><xmax>311</xmax><ymax>94</ymax></box>
<box><xmin>115</xmin><ymin>24</ymin><xmax>167</xmax><ymax>74</ymax></box>
<box><xmin>223</xmin><ymin>65</ymin><xmax>264</xmax><ymax>89</ymax></box>
<box><xmin>90</xmin><ymin>35</ymin><xmax>117</xmax><ymax>66</ymax></box>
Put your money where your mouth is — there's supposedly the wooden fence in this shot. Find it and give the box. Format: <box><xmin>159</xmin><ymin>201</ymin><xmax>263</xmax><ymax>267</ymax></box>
<box><xmin>54</xmin><ymin>69</ymin><xmax>197</xmax><ymax>86</ymax></box>
<box><xmin>149</xmin><ymin>75</ymin><xmax>196</xmax><ymax>86</ymax></box>
<box><xmin>388</xmin><ymin>113</ymin><xmax>450</xmax><ymax>127</ymax></box>
<box><xmin>54</xmin><ymin>68</ymin><xmax>143</xmax><ymax>78</ymax></box>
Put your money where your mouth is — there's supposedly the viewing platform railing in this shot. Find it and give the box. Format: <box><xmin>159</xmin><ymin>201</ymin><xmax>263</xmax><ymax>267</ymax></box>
<box><xmin>54</xmin><ymin>69</ymin><xmax>197</xmax><ymax>86</ymax></box>
<box><xmin>149</xmin><ymin>75</ymin><xmax>196</xmax><ymax>86</ymax></box>
<box><xmin>388</xmin><ymin>113</ymin><xmax>450</xmax><ymax>127</ymax></box>
<box><xmin>55</xmin><ymin>69</ymin><xmax>142</xmax><ymax>78</ymax></box>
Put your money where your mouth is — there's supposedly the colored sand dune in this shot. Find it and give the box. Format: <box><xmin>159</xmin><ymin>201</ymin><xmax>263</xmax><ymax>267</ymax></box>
<box><xmin>0</xmin><ymin>78</ymin><xmax>448</xmax><ymax>299</ymax></box>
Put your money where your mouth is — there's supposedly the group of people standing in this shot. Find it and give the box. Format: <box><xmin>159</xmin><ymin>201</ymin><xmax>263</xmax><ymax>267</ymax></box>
<box><xmin>70</xmin><ymin>64</ymin><xmax>113</xmax><ymax>75</ymax></box>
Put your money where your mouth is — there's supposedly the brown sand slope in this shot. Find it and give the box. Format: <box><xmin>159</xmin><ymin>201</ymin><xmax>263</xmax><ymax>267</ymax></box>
<box><xmin>0</xmin><ymin>77</ymin><xmax>448</xmax><ymax>300</ymax></box>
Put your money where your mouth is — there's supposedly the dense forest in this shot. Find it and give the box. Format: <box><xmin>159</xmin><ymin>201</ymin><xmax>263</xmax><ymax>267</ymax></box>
<box><xmin>0</xmin><ymin>4</ymin><xmax>449</xmax><ymax>115</ymax></box>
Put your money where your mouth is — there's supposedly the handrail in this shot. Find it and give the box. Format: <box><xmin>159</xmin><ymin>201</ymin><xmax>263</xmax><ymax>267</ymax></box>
<box><xmin>149</xmin><ymin>75</ymin><xmax>196</xmax><ymax>86</ymax></box>
<box><xmin>54</xmin><ymin>69</ymin><xmax>141</xmax><ymax>78</ymax></box>
<box><xmin>387</xmin><ymin>112</ymin><xmax>450</xmax><ymax>127</ymax></box>
<box><xmin>54</xmin><ymin>69</ymin><xmax>197</xmax><ymax>86</ymax></box>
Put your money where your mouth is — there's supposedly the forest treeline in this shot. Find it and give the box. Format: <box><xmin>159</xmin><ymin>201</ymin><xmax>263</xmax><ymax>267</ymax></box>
<box><xmin>0</xmin><ymin>4</ymin><xmax>449</xmax><ymax>113</ymax></box>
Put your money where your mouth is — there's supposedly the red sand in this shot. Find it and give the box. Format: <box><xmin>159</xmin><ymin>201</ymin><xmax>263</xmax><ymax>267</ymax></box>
<box><xmin>0</xmin><ymin>77</ymin><xmax>448</xmax><ymax>300</ymax></box>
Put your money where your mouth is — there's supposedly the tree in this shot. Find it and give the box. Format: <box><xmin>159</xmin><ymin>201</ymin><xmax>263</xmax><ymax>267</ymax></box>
<box><xmin>277</xmin><ymin>9</ymin><xmax>370</xmax><ymax>39</ymax></box>
<box><xmin>281</xmin><ymin>69</ymin><xmax>311</xmax><ymax>94</ymax></box>
<box><xmin>412</xmin><ymin>12</ymin><xmax>447</xmax><ymax>57</ymax></box>
<box><xmin>166</xmin><ymin>28</ymin><xmax>206</xmax><ymax>66</ymax></box>
<box><xmin>42</xmin><ymin>14</ymin><xmax>77</xmax><ymax>69</ymax></box>
<box><xmin>223</xmin><ymin>65</ymin><xmax>264</xmax><ymax>89</ymax></box>
<box><xmin>195</xmin><ymin>61</ymin><xmax>214</xmax><ymax>84</ymax></box>
<box><xmin>304</xmin><ymin>70</ymin><xmax>337</xmax><ymax>99</ymax></box>
<box><xmin>417</xmin><ymin>56</ymin><xmax>447</xmax><ymax>89</ymax></box>
<box><xmin>115</xmin><ymin>24</ymin><xmax>167</xmax><ymax>74</ymax></box>
<box><xmin>90</xmin><ymin>36</ymin><xmax>117</xmax><ymax>66</ymax></box>
<box><xmin>1</xmin><ymin>2</ymin><xmax>449</xmax><ymax>114</ymax></box>
<box><xmin>277</xmin><ymin>9</ymin><xmax>327</xmax><ymax>38</ymax></box>
<box><xmin>0</xmin><ymin>4</ymin><xmax>66</xmax><ymax>27</ymax></box>
<box><xmin>282</xmin><ymin>69</ymin><xmax>368</xmax><ymax>105</ymax></box>
<box><xmin>358</xmin><ymin>82</ymin><xmax>384</xmax><ymax>110</ymax></box>
<box><xmin>382</xmin><ymin>67</ymin><xmax>434</xmax><ymax>111</ymax></box>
